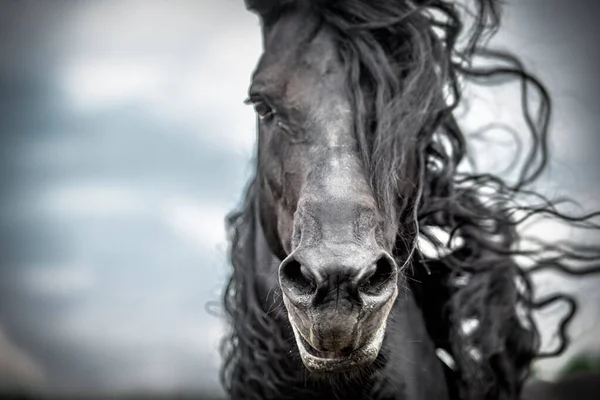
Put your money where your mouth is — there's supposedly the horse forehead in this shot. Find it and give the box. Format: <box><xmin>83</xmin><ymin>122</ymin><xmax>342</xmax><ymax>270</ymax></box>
<box><xmin>253</xmin><ymin>10</ymin><xmax>358</xmax><ymax>152</ymax></box>
<box><xmin>256</xmin><ymin>11</ymin><xmax>345</xmax><ymax>96</ymax></box>
<box><xmin>258</xmin><ymin>30</ymin><xmax>354</xmax><ymax>148</ymax></box>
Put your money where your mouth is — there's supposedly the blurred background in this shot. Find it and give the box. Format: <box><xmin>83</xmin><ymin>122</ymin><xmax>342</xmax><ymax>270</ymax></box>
<box><xmin>0</xmin><ymin>0</ymin><xmax>599</xmax><ymax>398</ymax></box>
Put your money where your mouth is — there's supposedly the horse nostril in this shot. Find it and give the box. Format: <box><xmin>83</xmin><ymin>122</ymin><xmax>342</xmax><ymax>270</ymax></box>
<box><xmin>359</xmin><ymin>255</ymin><xmax>396</xmax><ymax>296</ymax></box>
<box><xmin>280</xmin><ymin>258</ymin><xmax>317</xmax><ymax>297</ymax></box>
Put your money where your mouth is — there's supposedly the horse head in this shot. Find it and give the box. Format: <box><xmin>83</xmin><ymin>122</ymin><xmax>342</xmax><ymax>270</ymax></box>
<box><xmin>245</xmin><ymin>0</ymin><xmax>419</xmax><ymax>373</ymax></box>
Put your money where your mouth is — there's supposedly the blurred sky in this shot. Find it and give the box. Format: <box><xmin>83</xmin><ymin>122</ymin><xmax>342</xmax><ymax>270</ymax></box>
<box><xmin>0</xmin><ymin>0</ymin><xmax>599</xmax><ymax>397</ymax></box>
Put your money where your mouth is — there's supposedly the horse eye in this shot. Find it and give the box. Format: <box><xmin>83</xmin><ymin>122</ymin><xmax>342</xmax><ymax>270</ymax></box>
<box><xmin>253</xmin><ymin>101</ymin><xmax>273</xmax><ymax>120</ymax></box>
<box><xmin>245</xmin><ymin>97</ymin><xmax>274</xmax><ymax>120</ymax></box>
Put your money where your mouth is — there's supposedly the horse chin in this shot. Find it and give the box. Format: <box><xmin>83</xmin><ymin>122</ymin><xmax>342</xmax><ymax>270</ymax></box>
<box><xmin>289</xmin><ymin>320</ymin><xmax>386</xmax><ymax>374</ymax></box>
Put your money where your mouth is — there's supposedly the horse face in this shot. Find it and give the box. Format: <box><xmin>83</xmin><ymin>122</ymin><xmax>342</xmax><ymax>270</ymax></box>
<box><xmin>249</xmin><ymin>4</ymin><xmax>398</xmax><ymax>373</ymax></box>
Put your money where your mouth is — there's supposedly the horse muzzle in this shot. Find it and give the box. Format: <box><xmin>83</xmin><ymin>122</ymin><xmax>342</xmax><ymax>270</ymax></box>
<box><xmin>281</xmin><ymin>282</ymin><xmax>397</xmax><ymax>373</ymax></box>
<box><xmin>290</xmin><ymin>318</ymin><xmax>387</xmax><ymax>373</ymax></box>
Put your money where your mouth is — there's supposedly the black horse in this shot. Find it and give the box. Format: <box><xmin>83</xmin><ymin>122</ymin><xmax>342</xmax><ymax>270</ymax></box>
<box><xmin>220</xmin><ymin>1</ymin><xmax>600</xmax><ymax>399</ymax></box>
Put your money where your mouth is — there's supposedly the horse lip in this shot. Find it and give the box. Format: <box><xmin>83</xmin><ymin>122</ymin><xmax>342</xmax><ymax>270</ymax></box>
<box><xmin>290</xmin><ymin>321</ymin><xmax>385</xmax><ymax>373</ymax></box>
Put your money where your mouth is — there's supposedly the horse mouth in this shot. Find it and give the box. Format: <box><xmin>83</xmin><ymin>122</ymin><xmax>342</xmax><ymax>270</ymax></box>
<box><xmin>290</xmin><ymin>321</ymin><xmax>385</xmax><ymax>373</ymax></box>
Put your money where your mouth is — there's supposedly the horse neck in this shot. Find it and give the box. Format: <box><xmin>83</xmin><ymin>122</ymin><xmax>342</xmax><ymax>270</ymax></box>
<box><xmin>378</xmin><ymin>279</ymin><xmax>453</xmax><ymax>400</ymax></box>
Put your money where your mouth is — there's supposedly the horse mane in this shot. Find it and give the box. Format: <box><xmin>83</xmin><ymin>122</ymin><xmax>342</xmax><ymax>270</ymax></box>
<box><xmin>222</xmin><ymin>1</ymin><xmax>600</xmax><ymax>399</ymax></box>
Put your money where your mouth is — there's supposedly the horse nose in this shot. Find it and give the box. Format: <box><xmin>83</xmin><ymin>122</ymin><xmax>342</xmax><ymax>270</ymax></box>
<box><xmin>278</xmin><ymin>257</ymin><xmax>320</xmax><ymax>301</ymax></box>
<box><xmin>279</xmin><ymin>251</ymin><xmax>397</xmax><ymax>307</ymax></box>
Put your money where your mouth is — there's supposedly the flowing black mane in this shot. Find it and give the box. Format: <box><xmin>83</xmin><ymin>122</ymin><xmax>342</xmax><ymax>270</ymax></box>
<box><xmin>220</xmin><ymin>1</ymin><xmax>600</xmax><ymax>399</ymax></box>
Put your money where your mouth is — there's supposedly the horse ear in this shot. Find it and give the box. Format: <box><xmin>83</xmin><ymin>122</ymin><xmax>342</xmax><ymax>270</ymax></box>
<box><xmin>245</xmin><ymin>0</ymin><xmax>297</xmax><ymax>19</ymax></box>
<box><xmin>245</xmin><ymin>0</ymin><xmax>280</xmax><ymax>16</ymax></box>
